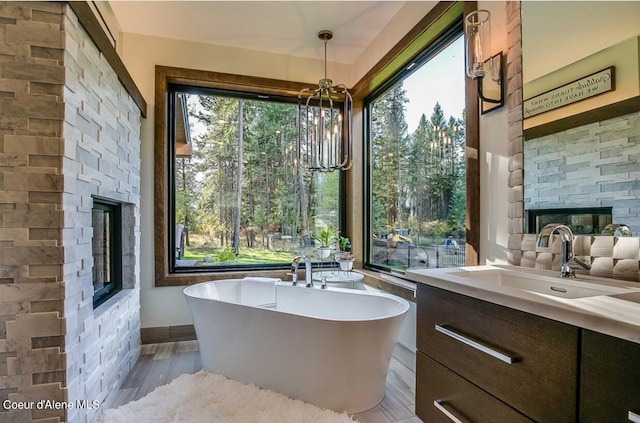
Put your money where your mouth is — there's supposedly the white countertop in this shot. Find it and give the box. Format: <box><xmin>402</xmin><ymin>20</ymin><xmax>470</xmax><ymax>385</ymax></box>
<box><xmin>405</xmin><ymin>264</ymin><xmax>640</xmax><ymax>344</ymax></box>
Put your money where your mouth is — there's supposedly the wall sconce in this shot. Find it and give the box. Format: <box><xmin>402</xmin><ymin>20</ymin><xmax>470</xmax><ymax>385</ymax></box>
<box><xmin>464</xmin><ymin>10</ymin><xmax>504</xmax><ymax>114</ymax></box>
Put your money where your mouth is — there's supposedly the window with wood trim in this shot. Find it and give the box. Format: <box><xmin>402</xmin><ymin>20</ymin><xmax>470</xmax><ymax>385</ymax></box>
<box><xmin>363</xmin><ymin>7</ymin><xmax>476</xmax><ymax>273</ymax></box>
<box><xmin>166</xmin><ymin>83</ymin><xmax>343</xmax><ymax>273</ymax></box>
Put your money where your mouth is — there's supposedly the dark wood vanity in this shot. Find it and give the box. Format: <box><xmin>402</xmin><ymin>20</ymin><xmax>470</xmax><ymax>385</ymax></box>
<box><xmin>580</xmin><ymin>330</ymin><xmax>640</xmax><ymax>422</ymax></box>
<box><xmin>416</xmin><ymin>283</ymin><xmax>640</xmax><ymax>422</ymax></box>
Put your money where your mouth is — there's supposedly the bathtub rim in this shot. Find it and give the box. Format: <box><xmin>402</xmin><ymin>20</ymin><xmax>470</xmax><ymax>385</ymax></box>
<box><xmin>183</xmin><ymin>280</ymin><xmax>410</xmax><ymax>323</ymax></box>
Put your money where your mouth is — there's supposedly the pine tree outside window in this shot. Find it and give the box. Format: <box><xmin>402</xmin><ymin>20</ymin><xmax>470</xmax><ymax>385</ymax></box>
<box><xmin>365</xmin><ymin>28</ymin><xmax>467</xmax><ymax>273</ymax></box>
<box><xmin>168</xmin><ymin>86</ymin><xmax>342</xmax><ymax>271</ymax></box>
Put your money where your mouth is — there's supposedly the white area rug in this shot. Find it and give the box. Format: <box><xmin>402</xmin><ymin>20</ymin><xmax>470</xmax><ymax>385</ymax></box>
<box><xmin>98</xmin><ymin>371</ymin><xmax>358</xmax><ymax>423</ymax></box>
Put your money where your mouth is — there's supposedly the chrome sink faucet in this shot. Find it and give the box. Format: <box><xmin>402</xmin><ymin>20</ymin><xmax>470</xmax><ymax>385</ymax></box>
<box><xmin>537</xmin><ymin>224</ymin><xmax>591</xmax><ymax>278</ymax></box>
<box><xmin>291</xmin><ymin>255</ymin><xmax>313</xmax><ymax>287</ymax></box>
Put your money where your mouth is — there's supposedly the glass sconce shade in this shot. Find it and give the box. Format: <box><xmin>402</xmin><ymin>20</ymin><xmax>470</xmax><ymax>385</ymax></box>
<box><xmin>464</xmin><ymin>9</ymin><xmax>503</xmax><ymax>112</ymax></box>
<box><xmin>465</xmin><ymin>10</ymin><xmax>492</xmax><ymax>79</ymax></box>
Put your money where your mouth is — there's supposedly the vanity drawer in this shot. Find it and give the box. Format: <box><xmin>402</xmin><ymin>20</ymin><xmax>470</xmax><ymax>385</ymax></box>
<box><xmin>417</xmin><ymin>284</ymin><xmax>579</xmax><ymax>422</ymax></box>
<box><xmin>580</xmin><ymin>330</ymin><xmax>640</xmax><ymax>422</ymax></box>
<box><xmin>416</xmin><ymin>351</ymin><xmax>533</xmax><ymax>423</ymax></box>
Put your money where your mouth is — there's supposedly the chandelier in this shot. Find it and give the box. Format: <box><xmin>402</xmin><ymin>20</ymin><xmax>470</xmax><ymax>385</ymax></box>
<box><xmin>429</xmin><ymin>124</ymin><xmax>461</xmax><ymax>176</ymax></box>
<box><xmin>297</xmin><ymin>30</ymin><xmax>353</xmax><ymax>172</ymax></box>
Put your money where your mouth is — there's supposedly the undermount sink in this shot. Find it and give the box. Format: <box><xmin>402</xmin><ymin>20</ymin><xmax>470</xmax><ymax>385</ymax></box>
<box><xmin>447</xmin><ymin>268</ymin><xmax>638</xmax><ymax>299</ymax></box>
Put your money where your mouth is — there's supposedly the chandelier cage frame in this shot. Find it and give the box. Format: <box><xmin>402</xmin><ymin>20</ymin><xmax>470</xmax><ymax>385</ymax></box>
<box><xmin>297</xmin><ymin>30</ymin><xmax>353</xmax><ymax>172</ymax></box>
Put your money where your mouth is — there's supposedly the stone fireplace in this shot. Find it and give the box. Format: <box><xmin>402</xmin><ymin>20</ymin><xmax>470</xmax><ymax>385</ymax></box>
<box><xmin>0</xmin><ymin>3</ymin><xmax>142</xmax><ymax>422</ymax></box>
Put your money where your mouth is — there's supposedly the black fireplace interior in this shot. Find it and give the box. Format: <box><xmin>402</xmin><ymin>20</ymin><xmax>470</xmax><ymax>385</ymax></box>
<box><xmin>525</xmin><ymin>207</ymin><xmax>613</xmax><ymax>235</ymax></box>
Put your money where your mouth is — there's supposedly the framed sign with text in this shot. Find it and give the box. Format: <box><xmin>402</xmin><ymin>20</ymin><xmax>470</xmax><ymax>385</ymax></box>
<box><xmin>524</xmin><ymin>67</ymin><xmax>615</xmax><ymax>118</ymax></box>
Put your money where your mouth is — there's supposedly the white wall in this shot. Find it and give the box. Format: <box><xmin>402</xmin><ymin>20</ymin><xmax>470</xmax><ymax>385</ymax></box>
<box><xmin>478</xmin><ymin>1</ymin><xmax>510</xmax><ymax>266</ymax></box>
<box><xmin>522</xmin><ymin>2</ymin><xmax>640</xmax><ymax>85</ymax></box>
<box><xmin>118</xmin><ymin>1</ymin><xmax>512</xmax><ymax>328</ymax></box>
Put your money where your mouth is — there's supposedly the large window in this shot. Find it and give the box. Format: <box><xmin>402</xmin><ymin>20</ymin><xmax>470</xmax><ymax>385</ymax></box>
<box><xmin>365</xmin><ymin>25</ymin><xmax>467</xmax><ymax>273</ymax></box>
<box><xmin>168</xmin><ymin>85</ymin><xmax>341</xmax><ymax>271</ymax></box>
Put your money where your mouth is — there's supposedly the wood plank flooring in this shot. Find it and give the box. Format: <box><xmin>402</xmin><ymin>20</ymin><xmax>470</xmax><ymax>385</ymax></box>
<box><xmin>103</xmin><ymin>341</ymin><xmax>421</xmax><ymax>423</ymax></box>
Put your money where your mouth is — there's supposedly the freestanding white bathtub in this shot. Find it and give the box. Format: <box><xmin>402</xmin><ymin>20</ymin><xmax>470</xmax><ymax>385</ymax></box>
<box><xmin>183</xmin><ymin>278</ymin><xmax>409</xmax><ymax>414</ymax></box>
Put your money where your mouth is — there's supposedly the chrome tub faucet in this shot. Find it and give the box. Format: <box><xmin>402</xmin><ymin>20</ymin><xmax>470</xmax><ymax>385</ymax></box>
<box><xmin>291</xmin><ymin>255</ymin><xmax>313</xmax><ymax>287</ymax></box>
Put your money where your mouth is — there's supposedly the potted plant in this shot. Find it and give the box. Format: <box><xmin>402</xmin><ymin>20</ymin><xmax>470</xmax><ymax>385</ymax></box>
<box><xmin>338</xmin><ymin>236</ymin><xmax>351</xmax><ymax>252</ymax></box>
<box><xmin>336</xmin><ymin>252</ymin><xmax>355</xmax><ymax>271</ymax></box>
<box><xmin>335</xmin><ymin>235</ymin><xmax>352</xmax><ymax>262</ymax></box>
<box><xmin>314</xmin><ymin>227</ymin><xmax>338</xmax><ymax>259</ymax></box>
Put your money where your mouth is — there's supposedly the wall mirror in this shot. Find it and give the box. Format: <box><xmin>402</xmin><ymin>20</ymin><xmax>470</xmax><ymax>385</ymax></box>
<box><xmin>520</xmin><ymin>1</ymin><xmax>640</xmax><ymax>237</ymax></box>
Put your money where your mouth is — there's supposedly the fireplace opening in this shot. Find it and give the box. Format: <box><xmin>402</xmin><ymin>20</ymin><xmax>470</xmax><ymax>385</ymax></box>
<box><xmin>92</xmin><ymin>198</ymin><xmax>123</xmax><ymax>308</ymax></box>
<box><xmin>525</xmin><ymin>207</ymin><xmax>613</xmax><ymax>235</ymax></box>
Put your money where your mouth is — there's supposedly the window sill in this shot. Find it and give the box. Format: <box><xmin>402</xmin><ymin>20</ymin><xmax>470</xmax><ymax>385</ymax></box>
<box><xmin>155</xmin><ymin>268</ymin><xmax>297</xmax><ymax>287</ymax></box>
<box><xmin>155</xmin><ymin>265</ymin><xmax>416</xmax><ymax>303</ymax></box>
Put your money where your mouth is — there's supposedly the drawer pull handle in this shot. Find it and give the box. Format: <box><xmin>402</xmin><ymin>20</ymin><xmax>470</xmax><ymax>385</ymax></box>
<box><xmin>435</xmin><ymin>324</ymin><xmax>515</xmax><ymax>364</ymax></box>
<box><xmin>629</xmin><ymin>411</ymin><xmax>640</xmax><ymax>423</ymax></box>
<box><xmin>434</xmin><ymin>400</ymin><xmax>465</xmax><ymax>423</ymax></box>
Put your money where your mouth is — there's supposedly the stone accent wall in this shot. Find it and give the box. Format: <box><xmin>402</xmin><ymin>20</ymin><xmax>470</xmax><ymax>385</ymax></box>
<box><xmin>0</xmin><ymin>3</ymin><xmax>141</xmax><ymax>422</ymax></box>
<box><xmin>0</xmin><ymin>3</ymin><xmax>67</xmax><ymax>422</ymax></box>
<box><xmin>506</xmin><ymin>0</ymin><xmax>525</xmax><ymax>266</ymax></box>
<box><xmin>524</xmin><ymin>111</ymin><xmax>640</xmax><ymax>234</ymax></box>
<box><xmin>63</xmin><ymin>7</ymin><xmax>141</xmax><ymax>422</ymax></box>
<box><xmin>516</xmin><ymin>234</ymin><xmax>640</xmax><ymax>282</ymax></box>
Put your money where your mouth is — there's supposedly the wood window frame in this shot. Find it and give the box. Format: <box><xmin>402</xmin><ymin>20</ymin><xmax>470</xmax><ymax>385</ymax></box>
<box><xmin>154</xmin><ymin>66</ymin><xmax>323</xmax><ymax>286</ymax></box>
<box><xmin>351</xmin><ymin>1</ymin><xmax>480</xmax><ymax>268</ymax></box>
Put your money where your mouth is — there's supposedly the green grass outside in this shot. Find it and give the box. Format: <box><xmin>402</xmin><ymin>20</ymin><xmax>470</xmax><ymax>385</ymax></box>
<box><xmin>183</xmin><ymin>246</ymin><xmax>293</xmax><ymax>264</ymax></box>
